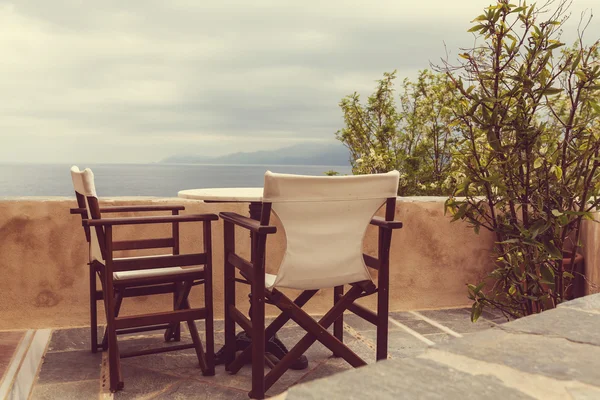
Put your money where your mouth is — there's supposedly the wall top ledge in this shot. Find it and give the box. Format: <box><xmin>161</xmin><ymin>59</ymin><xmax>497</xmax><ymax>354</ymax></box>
<box><xmin>2</xmin><ymin>196</ymin><xmax>454</xmax><ymax>203</ymax></box>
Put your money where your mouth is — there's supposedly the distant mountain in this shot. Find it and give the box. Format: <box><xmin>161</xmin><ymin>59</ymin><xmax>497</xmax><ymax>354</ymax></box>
<box><xmin>161</xmin><ymin>143</ymin><xmax>351</xmax><ymax>166</ymax></box>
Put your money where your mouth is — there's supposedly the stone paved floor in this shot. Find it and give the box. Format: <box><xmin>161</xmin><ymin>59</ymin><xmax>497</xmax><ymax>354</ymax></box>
<box><xmin>27</xmin><ymin>307</ymin><xmax>505</xmax><ymax>399</ymax></box>
<box><xmin>282</xmin><ymin>295</ymin><xmax>600</xmax><ymax>400</ymax></box>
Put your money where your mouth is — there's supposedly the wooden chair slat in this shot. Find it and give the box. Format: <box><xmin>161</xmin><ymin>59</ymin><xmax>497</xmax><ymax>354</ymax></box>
<box><xmin>115</xmin><ymin>308</ymin><xmax>207</xmax><ymax>330</ymax></box>
<box><xmin>363</xmin><ymin>254</ymin><xmax>380</xmax><ymax>270</ymax></box>
<box><xmin>227</xmin><ymin>252</ymin><xmax>254</xmax><ymax>278</ymax></box>
<box><xmin>116</xmin><ymin>324</ymin><xmax>171</xmax><ymax>336</ymax></box>
<box><xmin>345</xmin><ymin>299</ymin><xmax>379</xmax><ymax>326</ymax></box>
<box><xmin>112</xmin><ymin>238</ymin><xmax>174</xmax><ymax>251</ymax></box>
<box><xmin>112</xmin><ymin>253</ymin><xmax>207</xmax><ymax>271</ymax></box>
<box><xmin>120</xmin><ymin>343</ymin><xmax>196</xmax><ymax>359</ymax></box>
<box><xmin>229</xmin><ymin>304</ymin><xmax>253</xmax><ymax>335</ymax></box>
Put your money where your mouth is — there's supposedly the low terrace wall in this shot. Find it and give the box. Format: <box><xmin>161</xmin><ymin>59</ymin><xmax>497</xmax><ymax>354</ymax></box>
<box><xmin>0</xmin><ymin>196</ymin><xmax>595</xmax><ymax>329</ymax></box>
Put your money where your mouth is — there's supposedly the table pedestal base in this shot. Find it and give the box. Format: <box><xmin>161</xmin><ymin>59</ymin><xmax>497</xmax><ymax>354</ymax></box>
<box><xmin>214</xmin><ymin>333</ymin><xmax>309</xmax><ymax>370</ymax></box>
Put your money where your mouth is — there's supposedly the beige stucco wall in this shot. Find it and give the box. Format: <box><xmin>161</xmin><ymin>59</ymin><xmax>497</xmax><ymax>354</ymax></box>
<box><xmin>0</xmin><ymin>197</ymin><xmax>498</xmax><ymax>329</ymax></box>
<box><xmin>580</xmin><ymin>214</ymin><xmax>600</xmax><ymax>296</ymax></box>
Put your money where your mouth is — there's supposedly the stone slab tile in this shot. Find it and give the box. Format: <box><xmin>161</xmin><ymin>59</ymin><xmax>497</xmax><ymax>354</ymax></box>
<box><xmin>394</xmin><ymin>318</ymin><xmax>444</xmax><ymax>335</ymax></box>
<box><xmin>438</xmin><ymin>327</ymin><xmax>600</xmax><ymax>387</ymax></box>
<box><xmin>284</xmin><ymin>357</ymin><xmax>534</xmax><ymax>400</ymax></box>
<box><xmin>36</xmin><ymin>350</ymin><xmax>101</xmax><ymax>384</ymax></box>
<box><xmin>558</xmin><ymin>293</ymin><xmax>600</xmax><ymax>312</ymax></box>
<box><xmin>47</xmin><ymin>327</ymin><xmax>102</xmax><ymax>353</ymax></box>
<box><xmin>295</xmin><ymin>357</ymin><xmax>354</xmax><ymax>386</ymax></box>
<box><xmin>30</xmin><ymin>379</ymin><xmax>100</xmax><ymax>400</ymax></box>
<box><xmin>342</xmin><ymin>314</ymin><xmax>382</xmax><ymax>331</ymax></box>
<box><xmin>428</xmin><ymin>318</ymin><xmax>496</xmax><ymax>334</ymax></box>
<box><xmin>360</xmin><ymin>330</ymin><xmax>431</xmax><ymax>359</ymax></box>
<box><xmin>151</xmin><ymin>378</ymin><xmax>248</xmax><ymax>400</ymax></box>
<box><xmin>388</xmin><ymin>311</ymin><xmax>424</xmax><ymax>321</ymax></box>
<box><xmin>114</xmin><ymin>364</ymin><xmax>189</xmax><ymax>400</ymax></box>
<box><xmin>422</xmin><ymin>333</ymin><xmax>454</xmax><ymax>346</ymax></box>
<box><xmin>120</xmin><ymin>347</ymin><xmax>207</xmax><ymax>379</ymax></box>
<box><xmin>416</xmin><ymin>308</ymin><xmax>471</xmax><ymax>321</ymax></box>
<box><xmin>501</xmin><ymin>307</ymin><xmax>600</xmax><ymax>346</ymax></box>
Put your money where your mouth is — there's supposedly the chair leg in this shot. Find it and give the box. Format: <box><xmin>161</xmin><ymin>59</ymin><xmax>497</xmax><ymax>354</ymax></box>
<box><xmin>226</xmin><ymin>290</ymin><xmax>318</xmax><ymax>375</ymax></box>
<box><xmin>224</xmin><ymin>259</ymin><xmax>236</xmax><ymax>369</ymax></box>
<box><xmin>204</xmin><ymin>277</ymin><xmax>215</xmax><ymax>375</ymax></box>
<box><xmin>90</xmin><ymin>265</ymin><xmax>98</xmax><ymax>353</ymax></box>
<box><xmin>102</xmin><ymin>292</ymin><xmax>123</xmax><ymax>352</ymax></box>
<box><xmin>107</xmin><ymin>324</ymin><xmax>123</xmax><ymax>392</ymax></box>
<box><xmin>263</xmin><ymin>285</ymin><xmax>365</xmax><ymax>393</ymax></box>
<box><xmin>376</xmin><ymin>228</ymin><xmax>391</xmax><ymax>361</ymax></box>
<box><xmin>164</xmin><ymin>282</ymin><xmax>183</xmax><ymax>342</ymax></box>
<box><xmin>184</xmin><ymin>296</ymin><xmax>209</xmax><ymax>374</ymax></box>
<box><xmin>333</xmin><ymin>285</ymin><xmax>344</xmax><ymax>343</ymax></box>
<box><xmin>172</xmin><ymin>282</ymin><xmax>181</xmax><ymax>341</ymax></box>
<box><xmin>103</xmin><ymin>278</ymin><xmax>123</xmax><ymax>391</ymax></box>
<box><xmin>376</xmin><ymin>288</ymin><xmax>389</xmax><ymax>361</ymax></box>
<box><xmin>249</xmin><ymin>279</ymin><xmax>266</xmax><ymax>399</ymax></box>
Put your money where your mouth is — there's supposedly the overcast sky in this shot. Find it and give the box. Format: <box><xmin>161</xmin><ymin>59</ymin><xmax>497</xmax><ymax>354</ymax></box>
<box><xmin>0</xmin><ymin>0</ymin><xmax>598</xmax><ymax>163</ymax></box>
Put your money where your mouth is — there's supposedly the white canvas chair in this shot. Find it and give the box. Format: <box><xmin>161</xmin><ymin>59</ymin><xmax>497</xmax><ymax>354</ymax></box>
<box><xmin>69</xmin><ymin>166</ymin><xmax>217</xmax><ymax>392</ymax></box>
<box><xmin>220</xmin><ymin>170</ymin><xmax>402</xmax><ymax>399</ymax></box>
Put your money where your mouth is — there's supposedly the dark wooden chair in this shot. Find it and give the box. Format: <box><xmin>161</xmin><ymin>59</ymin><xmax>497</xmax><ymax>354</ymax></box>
<box><xmin>220</xmin><ymin>170</ymin><xmax>403</xmax><ymax>399</ymax></box>
<box><xmin>71</xmin><ymin>201</ymin><xmax>191</xmax><ymax>354</ymax></box>
<box><xmin>70</xmin><ymin>166</ymin><xmax>217</xmax><ymax>392</ymax></box>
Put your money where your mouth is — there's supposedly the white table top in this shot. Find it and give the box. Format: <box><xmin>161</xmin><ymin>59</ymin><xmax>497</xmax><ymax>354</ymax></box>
<box><xmin>178</xmin><ymin>187</ymin><xmax>263</xmax><ymax>202</ymax></box>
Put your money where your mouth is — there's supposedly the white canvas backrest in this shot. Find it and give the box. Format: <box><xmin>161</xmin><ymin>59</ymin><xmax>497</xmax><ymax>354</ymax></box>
<box><xmin>263</xmin><ymin>170</ymin><xmax>399</xmax><ymax>290</ymax></box>
<box><xmin>70</xmin><ymin>166</ymin><xmax>103</xmax><ymax>262</ymax></box>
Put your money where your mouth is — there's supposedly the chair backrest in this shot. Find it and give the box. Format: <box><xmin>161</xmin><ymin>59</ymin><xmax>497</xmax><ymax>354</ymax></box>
<box><xmin>71</xmin><ymin>166</ymin><xmax>105</xmax><ymax>262</ymax></box>
<box><xmin>262</xmin><ymin>170</ymin><xmax>399</xmax><ymax>290</ymax></box>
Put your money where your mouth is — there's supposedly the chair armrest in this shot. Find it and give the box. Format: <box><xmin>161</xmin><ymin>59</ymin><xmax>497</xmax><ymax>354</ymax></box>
<box><xmin>370</xmin><ymin>216</ymin><xmax>403</xmax><ymax>230</ymax></box>
<box><xmin>219</xmin><ymin>212</ymin><xmax>277</xmax><ymax>234</ymax></box>
<box><xmin>70</xmin><ymin>205</ymin><xmax>185</xmax><ymax>215</ymax></box>
<box><xmin>84</xmin><ymin>213</ymin><xmax>218</xmax><ymax>226</ymax></box>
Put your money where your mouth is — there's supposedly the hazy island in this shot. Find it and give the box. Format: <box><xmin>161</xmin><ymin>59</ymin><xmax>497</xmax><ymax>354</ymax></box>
<box><xmin>161</xmin><ymin>143</ymin><xmax>351</xmax><ymax>166</ymax></box>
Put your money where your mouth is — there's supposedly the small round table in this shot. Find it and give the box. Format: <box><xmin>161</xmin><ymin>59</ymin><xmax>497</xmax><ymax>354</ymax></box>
<box><xmin>179</xmin><ymin>188</ymin><xmax>264</xmax><ymax>219</ymax></box>
<box><xmin>178</xmin><ymin>187</ymin><xmax>308</xmax><ymax>370</ymax></box>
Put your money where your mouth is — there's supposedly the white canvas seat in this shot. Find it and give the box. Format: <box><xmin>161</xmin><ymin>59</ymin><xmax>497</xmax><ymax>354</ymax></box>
<box><xmin>262</xmin><ymin>170</ymin><xmax>400</xmax><ymax>290</ymax></box>
<box><xmin>113</xmin><ymin>266</ymin><xmax>205</xmax><ymax>281</ymax></box>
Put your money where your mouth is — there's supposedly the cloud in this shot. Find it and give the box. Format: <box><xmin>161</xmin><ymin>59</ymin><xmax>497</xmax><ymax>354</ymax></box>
<box><xmin>0</xmin><ymin>0</ymin><xmax>598</xmax><ymax>162</ymax></box>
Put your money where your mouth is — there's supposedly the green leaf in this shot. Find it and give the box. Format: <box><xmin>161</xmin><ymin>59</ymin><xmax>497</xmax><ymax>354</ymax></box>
<box><xmin>508</xmin><ymin>285</ymin><xmax>517</xmax><ymax>295</ymax></box>
<box><xmin>540</xmin><ymin>264</ymin><xmax>555</xmax><ymax>284</ymax></box>
<box><xmin>472</xmin><ymin>15</ymin><xmax>488</xmax><ymax>22</ymax></box>
<box><xmin>533</xmin><ymin>158</ymin><xmax>542</xmax><ymax>169</ymax></box>
<box><xmin>468</xmin><ymin>24</ymin><xmax>486</xmax><ymax>33</ymax></box>
<box><xmin>499</xmin><ymin>238</ymin><xmax>520</xmax><ymax>244</ymax></box>
<box><xmin>530</xmin><ymin>219</ymin><xmax>548</xmax><ymax>239</ymax></box>
<box><xmin>563</xmin><ymin>271</ymin><xmax>574</xmax><ymax>279</ymax></box>
<box><xmin>551</xmin><ymin>209</ymin><xmax>562</xmax><ymax>217</ymax></box>
<box><xmin>471</xmin><ymin>303</ymin><xmax>482</xmax><ymax>322</ymax></box>
<box><xmin>451</xmin><ymin>203</ymin><xmax>468</xmax><ymax>222</ymax></box>
<box><xmin>543</xmin><ymin>87</ymin><xmax>562</xmax><ymax>96</ymax></box>
<box><xmin>543</xmin><ymin>240</ymin><xmax>563</xmax><ymax>259</ymax></box>
<box><xmin>551</xmin><ymin>166</ymin><xmax>563</xmax><ymax>180</ymax></box>
<box><xmin>486</xmin><ymin>130</ymin><xmax>502</xmax><ymax>152</ymax></box>
<box><xmin>475</xmin><ymin>282</ymin><xmax>485</xmax><ymax>293</ymax></box>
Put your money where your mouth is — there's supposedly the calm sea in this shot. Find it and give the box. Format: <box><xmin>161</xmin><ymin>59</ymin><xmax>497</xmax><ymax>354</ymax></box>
<box><xmin>0</xmin><ymin>163</ymin><xmax>352</xmax><ymax>197</ymax></box>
